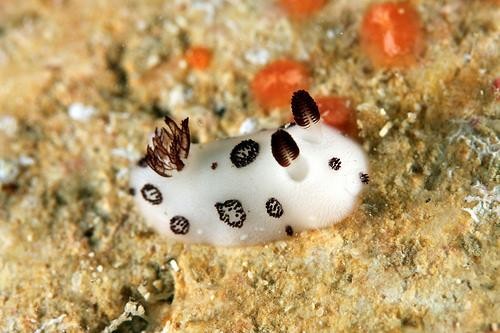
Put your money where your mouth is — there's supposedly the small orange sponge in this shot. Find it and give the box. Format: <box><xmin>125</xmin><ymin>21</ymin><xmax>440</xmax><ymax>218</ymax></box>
<box><xmin>361</xmin><ymin>2</ymin><xmax>424</xmax><ymax>68</ymax></box>
<box><xmin>252</xmin><ymin>59</ymin><xmax>310</xmax><ymax>109</ymax></box>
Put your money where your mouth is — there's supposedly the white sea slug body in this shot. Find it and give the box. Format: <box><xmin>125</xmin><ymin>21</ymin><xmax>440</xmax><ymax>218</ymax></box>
<box><xmin>130</xmin><ymin>90</ymin><xmax>369</xmax><ymax>246</ymax></box>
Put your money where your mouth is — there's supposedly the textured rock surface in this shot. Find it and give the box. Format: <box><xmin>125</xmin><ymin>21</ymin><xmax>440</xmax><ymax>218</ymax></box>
<box><xmin>0</xmin><ymin>1</ymin><xmax>498</xmax><ymax>332</ymax></box>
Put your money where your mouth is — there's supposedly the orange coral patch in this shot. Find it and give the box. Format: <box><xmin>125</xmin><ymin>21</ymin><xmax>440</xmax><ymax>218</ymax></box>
<box><xmin>279</xmin><ymin>0</ymin><xmax>327</xmax><ymax>19</ymax></box>
<box><xmin>316</xmin><ymin>96</ymin><xmax>358</xmax><ymax>138</ymax></box>
<box><xmin>252</xmin><ymin>59</ymin><xmax>310</xmax><ymax>109</ymax></box>
<box><xmin>185</xmin><ymin>46</ymin><xmax>212</xmax><ymax>70</ymax></box>
<box><xmin>360</xmin><ymin>2</ymin><xmax>424</xmax><ymax>68</ymax></box>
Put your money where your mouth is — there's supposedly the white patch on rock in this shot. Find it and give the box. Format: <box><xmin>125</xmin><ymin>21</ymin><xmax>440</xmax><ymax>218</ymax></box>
<box><xmin>68</xmin><ymin>103</ymin><xmax>96</xmax><ymax>122</ymax></box>
<box><xmin>379</xmin><ymin>121</ymin><xmax>393</xmax><ymax>137</ymax></box>
<box><xmin>102</xmin><ymin>301</ymin><xmax>146</xmax><ymax>333</ymax></box>
<box><xmin>191</xmin><ymin>0</ymin><xmax>222</xmax><ymax>24</ymax></box>
<box><xmin>462</xmin><ymin>183</ymin><xmax>499</xmax><ymax>224</ymax></box>
<box><xmin>111</xmin><ymin>146</ymin><xmax>140</xmax><ymax>161</ymax></box>
<box><xmin>168</xmin><ymin>85</ymin><xmax>187</xmax><ymax>108</ymax></box>
<box><xmin>168</xmin><ymin>258</ymin><xmax>180</xmax><ymax>272</ymax></box>
<box><xmin>0</xmin><ymin>159</ymin><xmax>20</xmax><ymax>184</ymax></box>
<box><xmin>449</xmin><ymin>119</ymin><xmax>499</xmax><ymax>163</ymax></box>
<box><xmin>34</xmin><ymin>315</ymin><xmax>67</xmax><ymax>333</ymax></box>
<box><xmin>18</xmin><ymin>155</ymin><xmax>35</xmax><ymax>166</ymax></box>
<box><xmin>239</xmin><ymin>117</ymin><xmax>260</xmax><ymax>135</ymax></box>
<box><xmin>244</xmin><ymin>48</ymin><xmax>270</xmax><ymax>65</ymax></box>
<box><xmin>0</xmin><ymin>115</ymin><xmax>18</xmax><ymax>137</ymax></box>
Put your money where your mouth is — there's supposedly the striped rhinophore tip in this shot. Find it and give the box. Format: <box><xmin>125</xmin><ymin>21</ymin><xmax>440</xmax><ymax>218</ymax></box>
<box><xmin>271</xmin><ymin>129</ymin><xmax>300</xmax><ymax>167</ymax></box>
<box><xmin>291</xmin><ymin>90</ymin><xmax>320</xmax><ymax>128</ymax></box>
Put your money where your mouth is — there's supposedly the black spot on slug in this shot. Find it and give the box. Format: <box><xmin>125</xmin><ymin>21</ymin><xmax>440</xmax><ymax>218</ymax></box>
<box><xmin>328</xmin><ymin>157</ymin><xmax>342</xmax><ymax>170</ymax></box>
<box><xmin>359</xmin><ymin>173</ymin><xmax>370</xmax><ymax>184</ymax></box>
<box><xmin>128</xmin><ymin>187</ymin><xmax>136</xmax><ymax>196</ymax></box>
<box><xmin>230</xmin><ymin>139</ymin><xmax>259</xmax><ymax>168</ymax></box>
<box><xmin>265</xmin><ymin>198</ymin><xmax>284</xmax><ymax>218</ymax></box>
<box><xmin>141</xmin><ymin>184</ymin><xmax>162</xmax><ymax>204</ymax></box>
<box><xmin>285</xmin><ymin>225</ymin><xmax>294</xmax><ymax>236</ymax></box>
<box><xmin>215</xmin><ymin>199</ymin><xmax>246</xmax><ymax>228</ymax></box>
<box><xmin>291</xmin><ymin>90</ymin><xmax>320</xmax><ymax>128</ymax></box>
<box><xmin>211</xmin><ymin>162</ymin><xmax>218</xmax><ymax>170</ymax></box>
<box><xmin>170</xmin><ymin>216</ymin><xmax>190</xmax><ymax>235</ymax></box>
<box><xmin>137</xmin><ymin>156</ymin><xmax>148</xmax><ymax>167</ymax></box>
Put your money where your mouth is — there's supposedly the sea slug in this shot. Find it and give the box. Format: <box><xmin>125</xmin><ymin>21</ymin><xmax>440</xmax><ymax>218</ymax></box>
<box><xmin>130</xmin><ymin>90</ymin><xmax>369</xmax><ymax>246</ymax></box>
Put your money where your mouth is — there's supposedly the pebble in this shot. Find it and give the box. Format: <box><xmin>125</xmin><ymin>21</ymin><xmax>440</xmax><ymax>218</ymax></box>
<box><xmin>239</xmin><ymin>117</ymin><xmax>260</xmax><ymax>135</ymax></box>
<box><xmin>68</xmin><ymin>103</ymin><xmax>96</xmax><ymax>122</ymax></box>
<box><xmin>244</xmin><ymin>48</ymin><xmax>270</xmax><ymax>65</ymax></box>
<box><xmin>0</xmin><ymin>159</ymin><xmax>20</xmax><ymax>184</ymax></box>
<box><xmin>0</xmin><ymin>115</ymin><xmax>18</xmax><ymax>137</ymax></box>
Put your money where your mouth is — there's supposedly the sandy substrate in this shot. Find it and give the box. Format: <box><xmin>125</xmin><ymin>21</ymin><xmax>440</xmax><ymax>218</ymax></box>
<box><xmin>0</xmin><ymin>0</ymin><xmax>498</xmax><ymax>332</ymax></box>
